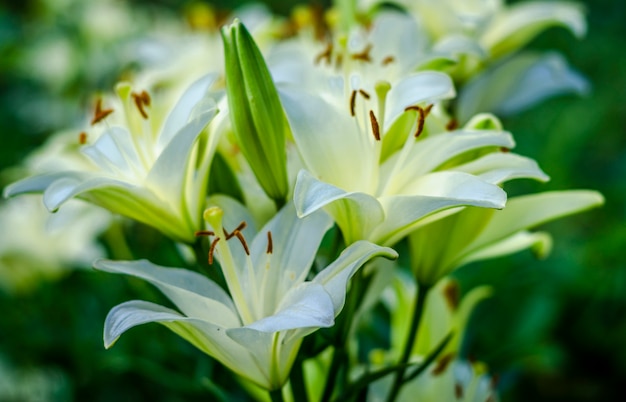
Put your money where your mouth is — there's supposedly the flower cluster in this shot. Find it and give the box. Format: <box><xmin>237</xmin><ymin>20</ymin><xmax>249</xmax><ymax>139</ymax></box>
<box><xmin>2</xmin><ymin>0</ymin><xmax>603</xmax><ymax>401</ymax></box>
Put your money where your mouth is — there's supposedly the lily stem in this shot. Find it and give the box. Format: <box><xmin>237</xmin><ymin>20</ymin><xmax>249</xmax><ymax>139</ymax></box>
<box><xmin>290</xmin><ymin>358</ymin><xmax>308</xmax><ymax>402</ymax></box>
<box><xmin>269</xmin><ymin>388</ymin><xmax>284</xmax><ymax>402</ymax></box>
<box><xmin>385</xmin><ymin>281</ymin><xmax>430</xmax><ymax>402</ymax></box>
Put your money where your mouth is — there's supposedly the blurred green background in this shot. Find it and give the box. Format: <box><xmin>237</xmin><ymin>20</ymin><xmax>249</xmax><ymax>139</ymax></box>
<box><xmin>0</xmin><ymin>0</ymin><xmax>624</xmax><ymax>401</ymax></box>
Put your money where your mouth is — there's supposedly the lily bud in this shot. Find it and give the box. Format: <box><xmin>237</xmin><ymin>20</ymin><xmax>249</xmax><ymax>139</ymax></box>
<box><xmin>221</xmin><ymin>19</ymin><xmax>289</xmax><ymax>205</ymax></box>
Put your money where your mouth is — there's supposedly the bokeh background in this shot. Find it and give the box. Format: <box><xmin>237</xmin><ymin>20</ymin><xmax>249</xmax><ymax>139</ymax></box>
<box><xmin>0</xmin><ymin>0</ymin><xmax>624</xmax><ymax>401</ymax></box>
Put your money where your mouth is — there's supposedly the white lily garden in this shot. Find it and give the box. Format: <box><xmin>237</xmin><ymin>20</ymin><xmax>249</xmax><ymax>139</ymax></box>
<box><xmin>0</xmin><ymin>0</ymin><xmax>606</xmax><ymax>401</ymax></box>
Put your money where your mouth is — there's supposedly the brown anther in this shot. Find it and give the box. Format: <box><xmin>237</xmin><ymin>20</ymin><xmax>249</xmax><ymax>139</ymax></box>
<box><xmin>500</xmin><ymin>147</ymin><xmax>510</xmax><ymax>153</ymax></box>
<box><xmin>266</xmin><ymin>231</ymin><xmax>273</xmax><ymax>254</ymax></box>
<box><xmin>381</xmin><ymin>55</ymin><xmax>395</xmax><ymax>66</ymax></box>
<box><xmin>443</xmin><ymin>280</ymin><xmax>460</xmax><ymax>311</ymax></box>
<box><xmin>78</xmin><ymin>132</ymin><xmax>88</xmax><ymax>145</ymax></box>
<box><xmin>403</xmin><ymin>105</ymin><xmax>426</xmax><ymax>137</ymax></box>
<box><xmin>431</xmin><ymin>353</ymin><xmax>454</xmax><ymax>376</ymax></box>
<box><xmin>423</xmin><ymin>103</ymin><xmax>434</xmax><ymax>116</ymax></box>
<box><xmin>234</xmin><ymin>231</ymin><xmax>250</xmax><ymax>255</ymax></box>
<box><xmin>208</xmin><ymin>237</ymin><xmax>220</xmax><ymax>265</ymax></box>
<box><xmin>194</xmin><ymin>230</ymin><xmax>215</xmax><ymax>237</ymax></box>
<box><xmin>90</xmin><ymin>98</ymin><xmax>114</xmax><ymax>125</ymax></box>
<box><xmin>369</xmin><ymin>110</ymin><xmax>380</xmax><ymax>141</ymax></box>
<box><xmin>446</xmin><ymin>118</ymin><xmax>459</xmax><ymax>131</ymax></box>
<box><xmin>349</xmin><ymin>90</ymin><xmax>357</xmax><ymax>116</ymax></box>
<box><xmin>454</xmin><ymin>383</ymin><xmax>464</xmax><ymax>399</ymax></box>
<box><xmin>314</xmin><ymin>42</ymin><xmax>333</xmax><ymax>65</ymax></box>
<box><xmin>131</xmin><ymin>91</ymin><xmax>150</xmax><ymax>119</ymax></box>
<box><xmin>224</xmin><ymin>221</ymin><xmax>247</xmax><ymax>240</ymax></box>
<box><xmin>358</xmin><ymin>89</ymin><xmax>371</xmax><ymax>99</ymax></box>
<box><xmin>351</xmin><ymin>43</ymin><xmax>372</xmax><ymax>63</ymax></box>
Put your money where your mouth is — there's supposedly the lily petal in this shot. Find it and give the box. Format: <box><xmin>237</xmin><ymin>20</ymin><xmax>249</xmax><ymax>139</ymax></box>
<box><xmin>94</xmin><ymin>259</ymin><xmax>239</xmax><ymax>327</ymax></box>
<box><xmin>452</xmin><ymin>152</ymin><xmax>549</xmax><ymax>184</ymax></box>
<box><xmin>457</xmin><ymin>231</ymin><xmax>553</xmax><ymax>268</ymax></box>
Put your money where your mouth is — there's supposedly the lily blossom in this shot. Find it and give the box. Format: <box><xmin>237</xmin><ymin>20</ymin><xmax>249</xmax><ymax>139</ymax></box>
<box><xmin>4</xmin><ymin>75</ymin><xmax>221</xmax><ymax>243</ymax></box>
<box><xmin>95</xmin><ymin>198</ymin><xmax>397</xmax><ymax>390</ymax></box>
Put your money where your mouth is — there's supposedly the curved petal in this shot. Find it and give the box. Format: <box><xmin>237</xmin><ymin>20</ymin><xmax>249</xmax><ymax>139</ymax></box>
<box><xmin>313</xmin><ymin>240</ymin><xmax>398</xmax><ymax>314</ymax></box>
<box><xmin>3</xmin><ymin>172</ymin><xmax>82</xmax><ymax>199</ymax></box>
<box><xmin>374</xmin><ymin>171</ymin><xmax>507</xmax><ymax>246</ymax></box>
<box><xmin>481</xmin><ymin>2</ymin><xmax>586</xmax><ymax>58</ymax></box>
<box><xmin>280</xmin><ymin>88</ymin><xmax>377</xmax><ymax>192</ymax></box>
<box><xmin>103</xmin><ymin>300</ymin><xmax>268</xmax><ymax>387</ymax></box>
<box><xmin>251</xmin><ymin>203</ymin><xmax>332</xmax><ymax>312</ymax></box>
<box><xmin>452</xmin><ymin>152</ymin><xmax>549</xmax><ymax>184</ymax></box>
<box><xmin>94</xmin><ymin>259</ymin><xmax>239</xmax><ymax>327</ymax></box>
<box><xmin>385</xmin><ymin>72</ymin><xmax>456</xmax><ymax>130</ymax></box>
<box><xmin>81</xmin><ymin>127</ymin><xmax>143</xmax><ymax>178</ymax></box>
<box><xmin>457</xmin><ymin>231</ymin><xmax>553</xmax><ymax>268</ymax></box>
<box><xmin>379</xmin><ymin>131</ymin><xmax>515</xmax><ymax>196</ymax></box>
<box><xmin>462</xmin><ymin>190</ymin><xmax>604</xmax><ymax>256</ymax></box>
<box><xmin>294</xmin><ymin>169</ymin><xmax>385</xmax><ymax>244</ymax></box>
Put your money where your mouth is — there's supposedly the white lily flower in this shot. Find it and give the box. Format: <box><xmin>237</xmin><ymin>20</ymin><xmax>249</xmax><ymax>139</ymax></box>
<box><xmin>5</xmin><ymin>75</ymin><xmax>221</xmax><ymax>243</ymax></box>
<box><xmin>95</xmin><ymin>198</ymin><xmax>397</xmax><ymax>390</ymax></box>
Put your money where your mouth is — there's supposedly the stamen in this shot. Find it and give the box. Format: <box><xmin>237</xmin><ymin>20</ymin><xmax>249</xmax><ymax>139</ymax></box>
<box><xmin>455</xmin><ymin>383</ymin><xmax>464</xmax><ymax>399</ymax></box>
<box><xmin>78</xmin><ymin>132</ymin><xmax>88</xmax><ymax>145</ymax></box>
<box><xmin>194</xmin><ymin>230</ymin><xmax>215</xmax><ymax>237</ymax></box>
<box><xmin>500</xmin><ymin>147</ymin><xmax>510</xmax><ymax>153</ymax></box>
<box><xmin>431</xmin><ymin>353</ymin><xmax>454</xmax><ymax>376</ymax></box>
<box><xmin>234</xmin><ymin>230</ymin><xmax>250</xmax><ymax>255</ymax></box>
<box><xmin>403</xmin><ymin>106</ymin><xmax>425</xmax><ymax>137</ymax></box>
<box><xmin>381</xmin><ymin>55</ymin><xmax>395</xmax><ymax>66</ymax></box>
<box><xmin>349</xmin><ymin>90</ymin><xmax>357</xmax><ymax>116</ymax></box>
<box><xmin>423</xmin><ymin>103</ymin><xmax>434</xmax><ymax>116</ymax></box>
<box><xmin>351</xmin><ymin>43</ymin><xmax>372</xmax><ymax>63</ymax></box>
<box><xmin>443</xmin><ymin>280</ymin><xmax>460</xmax><ymax>310</ymax></box>
<box><xmin>208</xmin><ymin>237</ymin><xmax>220</xmax><ymax>265</ymax></box>
<box><xmin>224</xmin><ymin>221</ymin><xmax>247</xmax><ymax>239</ymax></box>
<box><xmin>334</xmin><ymin>53</ymin><xmax>343</xmax><ymax>69</ymax></box>
<box><xmin>369</xmin><ymin>110</ymin><xmax>381</xmax><ymax>141</ymax></box>
<box><xmin>90</xmin><ymin>98</ymin><xmax>114</xmax><ymax>125</ymax></box>
<box><xmin>446</xmin><ymin>118</ymin><xmax>459</xmax><ymax>131</ymax></box>
<box><xmin>131</xmin><ymin>91</ymin><xmax>150</xmax><ymax>119</ymax></box>
<box><xmin>358</xmin><ymin>89</ymin><xmax>371</xmax><ymax>99</ymax></box>
<box><xmin>266</xmin><ymin>231</ymin><xmax>273</xmax><ymax>254</ymax></box>
<box><xmin>314</xmin><ymin>42</ymin><xmax>333</xmax><ymax>65</ymax></box>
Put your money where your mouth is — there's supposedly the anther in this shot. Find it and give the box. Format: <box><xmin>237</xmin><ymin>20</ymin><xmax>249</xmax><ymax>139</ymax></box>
<box><xmin>266</xmin><ymin>231</ymin><xmax>273</xmax><ymax>254</ymax></box>
<box><xmin>500</xmin><ymin>147</ymin><xmax>510</xmax><ymax>153</ymax></box>
<box><xmin>423</xmin><ymin>104</ymin><xmax>433</xmax><ymax>116</ymax></box>
<box><xmin>194</xmin><ymin>230</ymin><xmax>215</xmax><ymax>237</ymax></box>
<box><xmin>403</xmin><ymin>105</ymin><xmax>425</xmax><ymax>137</ymax></box>
<box><xmin>446</xmin><ymin>118</ymin><xmax>459</xmax><ymax>131</ymax></box>
<box><xmin>455</xmin><ymin>383</ymin><xmax>464</xmax><ymax>399</ymax></box>
<box><xmin>334</xmin><ymin>53</ymin><xmax>343</xmax><ymax>69</ymax></box>
<box><xmin>131</xmin><ymin>90</ymin><xmax>150</xmax><ymax>119</ymax></box>
<box><xmin>443</xmin><ymin>280</ymin><xmax>460</xmax><ymax>310</ymax></box>
<box><xmin>381</xmin><ymin>55</ymin><xmax>395</xmax><ymax>66</ymax></box>
<box><xmin>349</xmin><ymin>90</ymin><xmax>357</xmax><ymax>116</ymax></box>
<box><xmin>233</xmin><ymin>231</ymin><xmax>250</xmax><ymax>255</ymax></box>
<box><xmin>90</xmin><ymin>98</ymin><xmax>114</xmax><ymax>125</ymax></box>
<box><xmin>224</xmin><ymin>221</ymin><xmax>247</xmax><ymax>239</ymax></box>
<box><xmin>78</xmin><ymin>132</ymin><xmax>88</xmax><ymax>145</ymax></box>
<box><xmin>369</xmin><ymin>110</ymin><xmax>381</xmax><ymax>141</ymax></box>
<box><xmin>314</xmin><ymin>42</ymin><xmax>333</xmax><ymax>65</ymax></box>
<box><xmin>351</xmin><ymin>43</ymin><xmax>372</xmax><ymax>63</ymax></box>
<box><xmin>358</xmin><ymin>89</ymin><xmax>371</xmax><ymax>99</ymax></box>
<box><xmin>208</xmin><ymin>237</ymin><xmax>220</xmax><ymax>265</ymax></box>
<box><xmin>431</xmin><ymin>353</ymin><xmax>454</xmax><ymax>376</ymax></box>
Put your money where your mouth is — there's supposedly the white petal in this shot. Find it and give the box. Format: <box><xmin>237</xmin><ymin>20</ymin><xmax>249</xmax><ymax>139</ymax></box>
<box><xmin>94</xmin><ymin>259</ymin><xmax>239</xmax><ymax>327</ymax></box>
<box><xmin>462</xmin><ymin>190</ymin><xmax>604</xmax><ymax>256</ymax></box>
<box><xmin>374</xmin><ymin>171</ymin><xmax>507</xmax><ymax>246</ymax></box>
<box><xmin>313</xmin><ymin>240</ymin><xmax>398</xmax><ymax>314</ymax></box>
<box><xmin>458</xmin><ymin>231</ymin><xmax>553</xmax><ymax>268</ymax></box>
<box><xmin>280</xmin><ymin>88</ymin><xmax>377</xmax><ymax>192</ymax></box>
<box><xmin>250</xmin><ymin>203</ymin><xmax>332</xmax><ymax>311</ymax></box>
<box><xmin>158</xmin><ymin>74</ymin><xmax>219</xmax><ymax>149</ymax></box>
<box><xmin>481</xmin><ymin>2</ymin><xmax>586</xmax><ymax>58</ymax></box>
<box><xmin>385</xmin><ymin>72</ymin><xmax>455</xmax><ymax>130</ymax></box>
<box><xmin>293</xmin><ymin>169</ymin><xmax>385</xmax><ymax>244</ymax></box>
<box><xmin>452</xmin><ymin>152</ymin><xmax>549</xmax><ymax>184</ymax></box>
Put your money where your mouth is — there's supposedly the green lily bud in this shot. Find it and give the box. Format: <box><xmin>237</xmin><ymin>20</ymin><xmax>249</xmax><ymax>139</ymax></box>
<box><xmin>221</xmin><ymin>19</ymin><xmax>289</xmax><ymax>206</ymax></box>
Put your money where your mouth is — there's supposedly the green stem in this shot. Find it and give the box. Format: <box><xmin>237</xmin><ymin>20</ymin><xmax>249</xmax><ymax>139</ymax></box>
<box><xmin>269</xmin><ymin>388</ymin><xmax>285</xmax><ymax>402</ymax></box>
<box><xmin>385</xmin><ymin>282</ymin><xmax>430</xmax><ymax>402</ymax></box>
<box><xmin>321</xmin><ymin>345</ymin><xmax>346</xmax><ymax>402</ymax></box>
<box><xmin>290</xmin><ymin>358</ymin><xmax>309</xmax><ymax>402</ymax></box>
